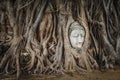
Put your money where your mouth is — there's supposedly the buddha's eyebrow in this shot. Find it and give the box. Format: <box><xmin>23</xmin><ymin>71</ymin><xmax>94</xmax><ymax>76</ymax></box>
<box><xmin>72</xmin><ymin>34</ymin><xmax>79</xmax><ymax>37</ymax></box>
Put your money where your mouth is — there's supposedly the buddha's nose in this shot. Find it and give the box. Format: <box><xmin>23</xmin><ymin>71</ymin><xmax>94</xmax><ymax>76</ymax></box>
<box><xmin>78</xmin><ymin>42</ymin><xmax>82</xmax><ymax>44</ymax></box>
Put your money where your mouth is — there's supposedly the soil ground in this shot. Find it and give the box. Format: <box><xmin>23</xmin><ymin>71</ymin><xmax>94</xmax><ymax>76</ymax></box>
<box><xmin>0</xmin><ymin>67</ymin><xmax>120</xmax><ymax>80</ymax></box>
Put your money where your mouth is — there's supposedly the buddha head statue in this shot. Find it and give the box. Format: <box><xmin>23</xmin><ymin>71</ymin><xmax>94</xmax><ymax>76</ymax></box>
<box><xmin>69</xmin><ymin>22</ymin><xmax>85</xmax><ymax>49</ymax></box>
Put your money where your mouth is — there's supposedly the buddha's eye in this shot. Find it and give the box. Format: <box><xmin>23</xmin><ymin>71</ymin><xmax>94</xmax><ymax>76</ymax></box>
<box><xmin>80</xmin><ymin>34</ymin><xmax>84</xmax><ymax>37</ymax></box>
<box><xmin>72</xmin><ymin>34</ymin><xmax>79</xmax><ymax>37</ymax></box>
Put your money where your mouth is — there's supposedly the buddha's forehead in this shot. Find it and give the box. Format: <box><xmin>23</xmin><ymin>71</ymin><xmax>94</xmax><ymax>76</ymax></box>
<box><xmin>70</xmin><ymin>29</ymin><xmax>85</xmax><ymax>35</ymax></box>
<box><xmin>71</xmin><ymin>29</ymin><xmax>81</xmax><ymax>35</ymax></box>
<box><xmin>70</xmin><ymin>25</ymin><xmax>84</xmax><ymax>30</ymax></box>
<box><xmin>69</xmin><ymin>21</ymin><xmax>84</xmax><ymax>34</ymax></box>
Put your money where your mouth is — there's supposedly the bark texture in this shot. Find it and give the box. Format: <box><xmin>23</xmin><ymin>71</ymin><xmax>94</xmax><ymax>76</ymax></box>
<box><xmin>0</xmin><ymin>0</ymin><xmax>120</xmax><ymax>79</ymax></box>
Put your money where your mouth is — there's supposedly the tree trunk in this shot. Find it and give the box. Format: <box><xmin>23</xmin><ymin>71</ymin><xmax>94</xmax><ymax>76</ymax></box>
<box><xmin>0</xmin><ymin>0</ymin><xmax>120</xmax><ymax>79</ymax></box>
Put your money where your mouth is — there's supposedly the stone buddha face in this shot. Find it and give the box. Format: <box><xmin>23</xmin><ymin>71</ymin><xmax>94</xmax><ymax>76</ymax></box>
<box><xmin>69</xmin><ymin>22</ymin><xmax>85</xmax><ymax>49</ymax></box>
